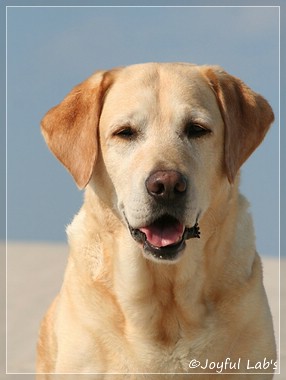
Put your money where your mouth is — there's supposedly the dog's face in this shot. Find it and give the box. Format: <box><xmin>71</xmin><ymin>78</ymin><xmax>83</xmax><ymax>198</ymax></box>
<box><xmin>41</xmin><ymin>63</ymin><xmax>274</xmax><ymax>263</ymax></box>
<box><xmin>96</xmin><ymin>64</ymin><xmax>225</xmax><ymax>261</ymax></box>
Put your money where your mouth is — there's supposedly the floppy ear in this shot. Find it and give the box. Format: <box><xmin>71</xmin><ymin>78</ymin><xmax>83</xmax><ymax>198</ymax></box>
<box><xmin>202</xmin><ymin>66</ymin><xmax>274</xmax><ymax>183</ymax></box>
<box><xmin>41</xmin><ymin>70</ymin><xmax>115</xmax><ymax>189</ymax></box>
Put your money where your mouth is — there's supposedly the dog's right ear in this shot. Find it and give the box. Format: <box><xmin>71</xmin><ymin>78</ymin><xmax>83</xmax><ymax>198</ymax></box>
<box><xmin>41</xmin><ymin>70</ymin><xmax>115</xmax><ymax>189</ymax></box>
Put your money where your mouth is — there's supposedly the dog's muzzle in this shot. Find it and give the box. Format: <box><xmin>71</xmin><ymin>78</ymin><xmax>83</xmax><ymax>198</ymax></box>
<box><xmin>125</xmin><ymin>170</ymin><xmax>200</xmax><ymax>261</ymax></box>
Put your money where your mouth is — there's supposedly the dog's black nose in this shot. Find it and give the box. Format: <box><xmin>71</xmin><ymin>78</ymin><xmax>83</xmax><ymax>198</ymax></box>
<box><xmin>146</xmin><ymin>170</ymin><xmax>187</xmax><ymax>201</ymax></box>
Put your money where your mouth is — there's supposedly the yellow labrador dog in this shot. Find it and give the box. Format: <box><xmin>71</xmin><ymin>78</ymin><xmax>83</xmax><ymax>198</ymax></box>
<box><xmin>37</xmin><ymin>63</ymin><xmax>276</xmax><ymax>379</ymax></box>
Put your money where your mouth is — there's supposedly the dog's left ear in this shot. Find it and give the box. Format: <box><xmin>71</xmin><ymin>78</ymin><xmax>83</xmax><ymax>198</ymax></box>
<box><xmin>202</xmin><ymin>66</ymin><xmax>274</xmax><ymax>183</ymax></box>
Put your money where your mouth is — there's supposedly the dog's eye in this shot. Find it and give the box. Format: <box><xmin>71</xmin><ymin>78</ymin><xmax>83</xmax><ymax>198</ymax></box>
<box><xmin>185</xmin><ymin>123</ymin><xmax>210</xmax><ymax>139</ymax></box>
<box><xmin>114</xmin><ymin>127</ymin><xmax>136</xmax><ymax>139</ymax></box>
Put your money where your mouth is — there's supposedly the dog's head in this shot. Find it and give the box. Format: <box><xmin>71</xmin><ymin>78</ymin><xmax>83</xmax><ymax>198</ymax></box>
<box><xmin>41</xmin><ymin>63</ymin><xmax>274</xmax><ymax>263</ymax></box>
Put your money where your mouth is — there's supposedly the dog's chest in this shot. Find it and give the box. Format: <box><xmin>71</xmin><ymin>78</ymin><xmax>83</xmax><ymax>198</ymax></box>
<box><xmin>107</xmin><ymin>298</ymin><xmax>219</xmax><ymax>374</ymax></box>
<box><xmin>105</xmin><ymin>322</ymin><xmax>221</xmax><ymax>375</ymax></box>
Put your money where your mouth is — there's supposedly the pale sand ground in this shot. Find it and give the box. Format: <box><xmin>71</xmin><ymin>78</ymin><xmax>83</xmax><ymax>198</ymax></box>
<box><xmin>3</xmin><ymin>242</ymin><xmax>286</xmax><ymax>378</ymax></box>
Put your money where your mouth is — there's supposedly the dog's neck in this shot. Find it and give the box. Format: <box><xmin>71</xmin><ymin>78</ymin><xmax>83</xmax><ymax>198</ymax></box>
<box><xmin>66</xmin><ymin>181</ymin><xmax>256</xmax><ymax>342</ymax></box>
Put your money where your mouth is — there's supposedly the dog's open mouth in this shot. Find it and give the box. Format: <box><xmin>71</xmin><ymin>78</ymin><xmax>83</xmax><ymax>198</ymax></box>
<box><xmin>128</xmin><ymin>214</ymin><xmax>200</xmax><ymax>261</ymax></box>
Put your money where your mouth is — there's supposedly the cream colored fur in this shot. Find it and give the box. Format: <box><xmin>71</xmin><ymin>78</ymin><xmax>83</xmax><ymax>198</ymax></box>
<box><xmin>37</xmin><ymin>63</ymin><xmax>276</xmax><ymax>379</ymax></box>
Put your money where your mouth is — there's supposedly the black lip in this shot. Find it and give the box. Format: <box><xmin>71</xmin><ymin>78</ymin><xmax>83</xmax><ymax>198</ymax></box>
<box><xmin>128</xmin><ymin>217</ymin><xmax>200</xmax><ymax>261</ymax></box>
<box><xmin>144</xmin><ymin>237</ymin><xmax>187</xmax><ymax>261</ymax></box>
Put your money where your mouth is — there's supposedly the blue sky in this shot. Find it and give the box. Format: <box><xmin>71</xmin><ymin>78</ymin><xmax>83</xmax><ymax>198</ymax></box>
<box><xmin>5</xmin><ymin>5</ymin><xmax>280</xmax><ymax>256</ymax></box>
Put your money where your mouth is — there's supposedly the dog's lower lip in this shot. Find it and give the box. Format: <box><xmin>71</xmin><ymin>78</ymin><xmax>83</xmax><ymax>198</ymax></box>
<box><xmin>143</xmin><ymin>237</ymin><xmax>186</xmax><ymax>260</ymax></box>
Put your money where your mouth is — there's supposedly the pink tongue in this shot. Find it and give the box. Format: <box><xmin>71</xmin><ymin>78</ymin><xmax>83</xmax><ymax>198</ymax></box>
<box><xmin>139</xmin><ymin>221</ymin><xmax>184</xmax><ymax>248</ymax></box>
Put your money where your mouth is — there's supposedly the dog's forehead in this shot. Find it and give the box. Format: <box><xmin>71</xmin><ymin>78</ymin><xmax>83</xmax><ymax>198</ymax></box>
<box><xmin>109</xmin><ymin>63</ymin><xmax>212</xmax><ymax>100</ymax></box>
<box><xmin>102</xmin><ymin>63</ymin><xmax>221</xmax><ymax>124</ymax></box>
